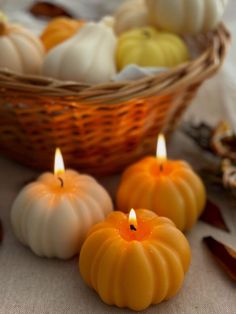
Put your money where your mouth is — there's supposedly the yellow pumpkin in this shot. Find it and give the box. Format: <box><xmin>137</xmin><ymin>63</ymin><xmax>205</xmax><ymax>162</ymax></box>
<box><xmin>41</xmin><ymin>17</ymin><xmax>85</xmax><ymax>52</ymax></box>
<box><xmin>116</xmin><ymin>27</ymin><xmax>189</xmax><ymax>71</ymax></box>
<box><xmin>116</xmin><ymin>157</ymin><xmax>206</xmax><ymax>231</ymax></box>
<box><xmin>0</xmin><ymin>12</ymin><xmax>44</xmax><ymax>75</ymax></box>
<box><xmin>79</xmin><ymin>209</ymin><xmax>191</xmax><ymax>311</ymax></box>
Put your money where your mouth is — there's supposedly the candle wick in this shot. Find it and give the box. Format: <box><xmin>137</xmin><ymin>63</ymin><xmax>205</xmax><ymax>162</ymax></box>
<box><xmin>160</xmin><ymin>163</ymin><xmax>164</xmax><ymax>172</ymax></box>
<box><xmin>58</xmin><ymin>177</ymin><xmax>64</xmax><ymax>188</ymax></box>
<box><xmin>130</xmin><ymin>224</ymin><xmax>137</xmax><ymax>232</ymax></box>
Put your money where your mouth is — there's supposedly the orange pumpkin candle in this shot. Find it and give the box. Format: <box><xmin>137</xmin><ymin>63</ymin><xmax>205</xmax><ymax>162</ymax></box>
<box><xmin>79</xmin><ymin>209</ymin><xmax>191</xmax><ymax>312</ymax></box>
<box><xmin>117</xmin><ymin>134</ymin><xmax>206</xmax><ymax>231</ymax></box>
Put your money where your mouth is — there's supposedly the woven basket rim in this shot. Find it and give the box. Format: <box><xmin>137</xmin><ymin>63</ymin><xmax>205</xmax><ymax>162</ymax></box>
<box><xmin>0</xmin><ymin>23</ymin><xmax>230</xmax><ymax>104</ymax></box>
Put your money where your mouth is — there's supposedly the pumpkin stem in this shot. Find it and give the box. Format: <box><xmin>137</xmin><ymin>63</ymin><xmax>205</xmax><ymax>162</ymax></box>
<box><xmin>0</xmin><ymin>12</ymin><xmax>8</xmax><ymax>35</ymax></box>
<box><xmin>143</xmin><ymin>30</ymin><xmax>151</xmax><ymax>39</ymax></box>
<box><xmin>0</xmin><ymin>21</ymin><xmax>7</xmax><ymax>35</ymax></box>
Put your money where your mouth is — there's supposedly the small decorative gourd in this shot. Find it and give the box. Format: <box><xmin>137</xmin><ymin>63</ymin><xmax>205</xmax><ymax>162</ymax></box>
<box><xmin>100</xmin><ymin>16</ymin><xmax>115</xmax><ymax>29</ymax></box>
<box><xmin>116</xmin><ymin>27</ymin><xmax>189</xmax><ymax>71</ymax></box>
<box><xmin>145</xmin><ymin>0</ymin><xmax>228</xmax><ymax>35</ymax></box>
<box><xmin>42</xmin><ymin>22</ymin><xmax>117</xmax><ymax>84</ymax></box>
<box><xmin>41</xmin><ymin>17</ymin><xmax>85</xmax><ymax>52</ymax></box>
<box><xmin>116</xmin><ymin>157</ymin><xmax>206</xmax><ymax>231</ymax></box>
<box><xmin>11</xmin><ymin>170</ymin><xmax>113</xmax><ymax>259</ymax></box>
<box><xmin>0</xmin><ymin>12</ymin><xmax>44</xmax><ymax>75</ymax></box>
<box><xmin>114</xmin><ymin>0</ymin><xmax>149</xmax><ymax>35</ymax></box>
<box><xmin>79</xmin><ymin>209</ymin><xmax>191</xmax><ymax>311</ymax></box>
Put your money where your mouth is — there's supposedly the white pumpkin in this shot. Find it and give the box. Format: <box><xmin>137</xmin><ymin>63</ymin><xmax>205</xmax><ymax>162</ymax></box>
<box><xmin>100</xmin><ymin>15</ymin><xmax>115</xmax><ymax>29</ymax></box>
<box><xmin>145</xmin><ymin>0</ymin><xmax>228</xmax><ymax>35</ymax></box>
<box><xmin>11</xmin><ymin>170</ymin><xmax>113</xmax><ymax>259</ymax></box>
<box><xmin>42</xmin><ymin>22</ymin><xmax>117</xmax><ymax>84</ymax></box>
<box><xmin>114</xmin><ymin>0</ymin><xmax>149</xmax><ymax>35</ymax></box>
<box><xmin>0</xmin><ymin>14</ymin><xmax>44</xmax><ymax>74</ymax></box>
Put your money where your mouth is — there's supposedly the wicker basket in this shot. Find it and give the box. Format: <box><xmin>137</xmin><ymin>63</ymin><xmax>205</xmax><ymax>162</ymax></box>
<box><xmin>0</xmin><ymin>24</ymin><xmax>230</xmax><ymax>175</ymax></box>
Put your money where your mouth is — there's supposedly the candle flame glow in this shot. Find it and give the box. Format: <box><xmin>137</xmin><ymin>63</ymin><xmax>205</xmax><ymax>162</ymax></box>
<box><xmin>54</xmin><ymin>148</ymin><xmax>65</xmax><ymax>175</ymax></box>
<box><xmin>129</xmin><ymin>209</ymin><xmax>137</xmax><ymax>230</ymax></box>
<box><xmin>156</xmin><ymin>134</ymin><xmax>167</xmax><ymax>161</ymax></box>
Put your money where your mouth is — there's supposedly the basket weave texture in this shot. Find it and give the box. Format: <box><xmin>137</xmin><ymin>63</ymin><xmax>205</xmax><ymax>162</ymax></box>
<box><xmin>0</xmin><ymin>24</ymin><xmax>230</xmax><ymax>175</ymax></box>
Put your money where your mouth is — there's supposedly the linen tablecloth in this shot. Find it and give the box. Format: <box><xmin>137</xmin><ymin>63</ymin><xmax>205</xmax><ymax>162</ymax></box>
<box><xmin>0</xmin><ymin>1</ymin><xmax>236</xmax><ymax>313</ymax></box>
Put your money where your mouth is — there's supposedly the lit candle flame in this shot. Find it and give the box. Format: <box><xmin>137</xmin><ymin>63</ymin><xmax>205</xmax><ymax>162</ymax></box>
<box><xmin>129</xmin><ymin>209</ymin><xmax>137</xmax><ymax>231</ymax></box>
<box><xmin>54</xmin><ymin>148</ymin><xmax>65</xmax><ymax>175</ymax></box>
<box><xmin>156</xmin><ymin>134</ymin><xmax>167</xmax><ymax>162</ymax></box>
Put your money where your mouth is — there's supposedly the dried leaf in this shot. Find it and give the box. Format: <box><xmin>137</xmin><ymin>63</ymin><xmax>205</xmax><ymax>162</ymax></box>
<box><xmin>181</xmin><ymin>122</ymin><xmax>214</xmax><ymax>153</ymax></box>
<box><xmin>200</xmin><ymin>199</ymin><xmax>230</xmax><ymax>232</ymax></box>
<box><xmin>222</xmin><ymin>159</ymin><xmax>236</xmax><ymax>192</ymax></box>
<box><xmin>211</xmin><ymin>122</ymin><xmax>236</xmax><ymax>162</ymax></box>
<box><xmin>29</xmin><ymin>1</ymin><xmax>73</xmax><ymax>19</ymax></box>
<box><xmin>203</xmin><ymin>236</ymin><xmax>236</xmax><ymax>281</ymax></box>
<box><xmin>0</xmin><ymin>220</ymin><xmax>3</xmax><ymax>244</ymax></box>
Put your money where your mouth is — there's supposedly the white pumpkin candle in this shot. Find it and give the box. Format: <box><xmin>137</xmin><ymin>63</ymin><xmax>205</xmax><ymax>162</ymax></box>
<box><xmin>11</xmin><ymin>149</ymin><xmax>113</xmax><ymax>259</ymax></box>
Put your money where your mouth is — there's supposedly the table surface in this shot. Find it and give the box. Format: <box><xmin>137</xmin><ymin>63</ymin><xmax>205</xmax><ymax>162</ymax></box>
<box><xmin>1</xmin><ymin>1</ymin><xmax>236</xmax><ymax>314</ymax></box>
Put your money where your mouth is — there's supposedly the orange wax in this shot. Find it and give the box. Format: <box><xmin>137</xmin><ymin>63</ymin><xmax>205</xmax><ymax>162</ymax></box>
<box><xmin>117</xmin><ymin>156</ymin><xmax>206</xmax><ymax>231</ymax></box>
<box><xmin>79</xmin><ymin>209</ymin><xmax>191</xmax><ymax>312</ymax></box>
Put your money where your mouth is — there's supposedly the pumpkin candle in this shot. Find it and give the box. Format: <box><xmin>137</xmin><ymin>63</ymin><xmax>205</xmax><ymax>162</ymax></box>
<box><xmin>11</xmin><ymin>148</ymin><xmax>113</xmax><ymax>259</ymax></box>
<box><xmin>79</xmin><ymin>209</ymin><xmax>191</xmax><ymax>311</ymax></box>
<box><xmin>117</xmin><ymin>134</ymin><xmax>206</xmax><ymax>231</ymax></box>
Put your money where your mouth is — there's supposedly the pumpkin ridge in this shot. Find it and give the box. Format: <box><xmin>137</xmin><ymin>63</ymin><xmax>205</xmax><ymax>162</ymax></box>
<box><xmin>88</xmin><ymin>222</ymin><xmax>115</xmax><ymax>236</ymax></box>
<box><xmin>9</xmin><ymin>34</ymin><xmax>40</xmax><ymax>74</ymax></box>
<box><xmin>79</xmin><ymin>228</ymin><xmax>117</xmax><ymax>285</ymax></box>
<box><xmin>172</xmin><ymin>168</ymin><xmax>206</xmax><ymax>211</ymax></box>
<box><xmin>111</xmin><ymin>242</ymin><xmax>128</xmax><ymax>308</ymax></box>
<box><xmin>77</xmin><ymin>194</ymin><xmax>104</xmax><ymax>224</ymax></box>
<box><xmin>122</xmin><ymin>242</ymin><xmax>154</xmax><ymax>311</ymax></box>
<box><xmin>38</xmin><ymin>194</ymin><xmax>57</xmax><ymax>257</ymax></box>
<box><xmin>150</xmin><ymin>225</ymin><xmax>191</xmax><ymax>272</ymax></box>
<box><xmin>23</xmin><ymin>191</ymin><xmax>49</xmax><ymax>256</ymax></box>
<box><xmin>150</xmin><ymin>217</ymin><xmax>174</xmax><ymax>229</ymax></box>
<box><xmin>11</xmin><ymin>26</ymin><xmax>44</xmax><ymax>54</ymax></box>
<box><xmin>11</xmin><ymin>184</ymin><xmax>38</xmax><ymax>243</ymax></box>
<box><xmin>20</xmin><ymin>185</ymin><xmax>47</xmax><ymax>247</ymax></box>
<box><xmin>143</xmin><ymin>241</ymin><xmax>169</xmax><ymax>303</ymax></box>
<box><xmin>106</xmin><ymin>211</ymin><xmax>127</xmax><ymax>226</ymax></box>
<box><xmin>152</xmin><ymin>177</ymin><xmax>186</xmax><ymax>230</ymax></box>
<box><xmin>96</xmin><ymin>237</ymin><xmax>124</xmax><ymax>304</ymax></box>
<box><xmin>153</xmin><ymin>241</ymin><xmax>185</xmax><ymax>299</ymax></box>
<box><xmin>57</xmin><ymin>37</ymin><xmax>84</xmax><ymax>80</ymax></box>
<box><xmin>45</xmin><ymin>195</ymin><xmax>77</xmax><ymax>258</ymax></box>
<box><xmin>86</xmin><ymin>26</ymin><xmax>116</xmax><ymax>83</ymax></box>
<box><xmin>0</xmin><ymin>36</ymin><xmax>23</xmax><ymax>72</ymax></box>
<box><xmin>204</xmin><ymin>0</ymin><xmax>210</xmax><ymax>31</ymax></box>
<box><xmin>129</xmin><ymin>176</ymin><xmax>155</xmax><ymax>211</ymax></box>
<box><xmin>172</xmin><ymin>176</ymin><xmax>198</xmax><ymax>230</ymax></box>
<box><xmin>70</xmin><ymin>196</ymin><xmax>97</xmax><ymax>246</ymax></box>
<box><xmin>90</xmin><ymin>234</ymin><xmax>120</xmax><ymax>290</ymax></box>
